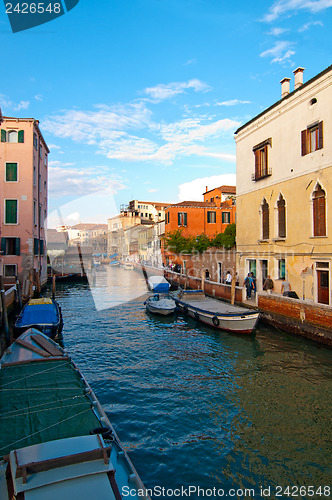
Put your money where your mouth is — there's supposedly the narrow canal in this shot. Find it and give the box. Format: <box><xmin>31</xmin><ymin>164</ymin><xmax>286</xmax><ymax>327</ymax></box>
<box><xmin>50</xmin><ymin>267</ymin><xmax>331</xmax><ymax>499</ymax></box>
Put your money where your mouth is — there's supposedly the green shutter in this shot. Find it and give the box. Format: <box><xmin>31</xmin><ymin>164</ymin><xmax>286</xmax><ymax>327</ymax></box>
<box><xmin>184</xmin><ymin>213</ymin><xmax>187</xmax><ymax>226</ymax></box>
<box><xmin>1</xmin><ymin>238</ymin><xmax>6</xmax><ymax>254</ymax></box>
<box><xmin>18</xmin><ymin>130</ymin><xmax>24</xmax><ymax>143</ymax></box>
<box><xmin>15</xmin><ymin>238</ymin><xmax>21</xmax><ymax>256</ymax></box>
<box><xmin>6</xmin><ymin>163</ymin><xmax>18</xmax><ymax>182</ymax></box>
<box><xmin>1</xmin><ymin>129</ymin><xmax>6</xmax><ymax>142</ymax></box>
<box><xmin>40</xmin><ymin>240</ymin><xmax>44</xmax><ymax>254</ymax></box>
<box><xmin>5</xmin><ymin>200</ymin><xmax>18</xmax><ymax>224</ymax></box>
<box><xmin>34</xmin><ymin>238</ymin><xmax>39</xmax><ymax>255</ymax></box>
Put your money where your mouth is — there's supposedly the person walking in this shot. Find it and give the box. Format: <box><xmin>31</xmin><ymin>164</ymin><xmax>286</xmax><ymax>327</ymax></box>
<box><xmin>225</xmin><ymin>271</ymin><xmax>232</xmax><ymax>285</ymax></box>
<box><xmin>263</xmin><ymin>275</ymin><xmax>274</xmax><ymax>294</ymax></box>
<box><xmin>281</xmin><ymin>276</ymin><xmax>291</xmax><ymax>296</ymax></box>
<box><xmin>243</xmin><ymin>273</ymin><xmax>253</xmax><ymax>299</ymax></box>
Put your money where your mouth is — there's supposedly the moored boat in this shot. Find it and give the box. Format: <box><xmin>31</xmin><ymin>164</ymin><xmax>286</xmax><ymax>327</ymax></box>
<box><xmin>147</xmin><ymin>276</ymin><xmax>170</xmax><ymax>293</ymax></box>
<box><xmin>13</xmin><ymin>297</ymin><xmax>63</xmax><ymax>340</ymax></box>
<box><xmin>173</xmin><ymin>290</ymin><xmax>259</xmax><ymax>334</ymax></box>
<box><xmin>145</xmin><ymin>294</ymin><xmax>176</xmax><ymax>316</ymax></box>
<box><xmin>0</xmin><ymin>329</ymin><xmax>150</xmax><ymax>500</ymax></box>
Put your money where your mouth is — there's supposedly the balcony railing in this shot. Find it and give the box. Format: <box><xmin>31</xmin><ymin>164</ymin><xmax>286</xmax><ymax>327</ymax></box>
<box><xmin>251</xmin><ymin>166</ymin><xmax>272</xmax><ymax>181</ymax></box>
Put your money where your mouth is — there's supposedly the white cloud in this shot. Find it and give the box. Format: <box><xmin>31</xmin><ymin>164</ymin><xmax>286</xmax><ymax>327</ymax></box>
<box><xmin>263</xmin><ymin>0</ymin><xmax>332</xmax><ymax>22</ymax></box>
<box><xmin>148</xmin><ymin>188</ymin><xmax>159</xmax><ymax>193</ymax></box>
<box><xmin>267</xmin><ymin>27</ymin><xmax>289</xmax><ymax>35</ymax></box>
<box><xmin>49</xmin><ymin>166</ymin><xmax>126</xmax><ymax>198</ymax></box>
<box><xmin>260</xmin><ymin>41</ymin><xmax>295</xmax><ymax>63</ymax></box>
<box><xmin>0</xmin><ymin>95</ymin><xmax>30</xmax><ymax>112</ymax></box>
<box><xmin>184</xmin><ymin>58</ymin><xmax>198</xmax><ymax>66</ymax></box>
<box><xmin>144</xmin><ymin>79</ymin><xmax>211</xmax><ymax>102</ymax></box>
<box><xmin>35</xmin><ymin>94</ymin><xmax>43</xmax><ymax>101</ymax></box>
<box><xmin>43</xmin><ymin>96</ymin><xmax>240</xmax><ymax>165</ymax></box>
<box><xmin>215</xmin><ymin>99</ymin><xmax>251</xmax><ymax>106</ymax></box>
<box><xmin>298</xmin><ymin>20</ymin><xmax>324</xmax><ymax>31</ymax></box>
<box><xmin>177</xmin><ymin>174</ymin><xmax>236</xmax><ymax>201</ymax></box>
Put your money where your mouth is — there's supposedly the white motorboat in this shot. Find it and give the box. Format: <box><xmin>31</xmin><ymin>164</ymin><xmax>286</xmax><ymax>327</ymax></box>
<box><xmin>173</xmin><ymin>290</ymin><xmax>259</xmax><ymax>334</ymax></box>
<box><xmin>145</xmin><ymin>294</ymin><xmax>176</xmax><ymax>316</ymax></box>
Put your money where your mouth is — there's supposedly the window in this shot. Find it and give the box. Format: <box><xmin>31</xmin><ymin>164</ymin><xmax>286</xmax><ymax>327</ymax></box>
<box><xmin>207</xmin><ymin>211</ymin><xmax>216</xmax><ymax>223</ymax></box>
<box><xmin>261</xmin><ymin>199</ymin><xmax>269</xmax><ymax>240</ymax></box>
<box><xmin>5</xmin><ymin>200</ymin><xmax>18</xmax><ymax>224</ymax></box>
<box><xmin>210</xmin><ymin>197</ymin><xmax>214</xmax><ymax>202</ymax></box>
<box><xmin>34</xmin><ymin>200</ymin><xmax>37</xmax><ymax>225</ymax></box>
<box><xmin>4</xmin><ymin>264</ymin><xmax>17</xmax><ymax>277</ymax></box>
<box><xmin>222</xmin><ymin>212</ymin><xmax>230</xmax><ymax>224</ymax></box>
<box><xmin>33</xmin><ymin>166</ymin><xmax>36</xmax><ymax>186</ymax></box>
<box><xmin>33</xmin><ymin>133</ymin><xmax>38</xmax><ymax>150</ymax></box>
<box><xmin>1</xmin><ymin>237</ymin><xmax>20</xmax><ymax>255</ymax></box>
<box><xmin>0</xmin><ymin>130</ymin><xmax>24</xmax><ymax>143</ymax></box>
<box><xmin>252</xmin><ymin>138</ymin><xmax>272</xmax><ymax>181</ymax></box>
<box><xmin>313</xmin><ymin>184</ymin><xmax>326</xmax><ymax>237</ymax></box>
<box><xmin>278</xmin><ymin>259</ymin><xmax>286</xmax><ymax>279</ymax></box>
<box><xmin>45</xmin><ymin>155</ymin><xmax>48</xmax><ymax>166</ymax></box>
<box><xmin>277</xmin><ymin>194</ymin><xmax>286</xmax><ymax>238</ymax></box>
<box><xmin>5</xmin><ymin>163</ymin><xmax>18</xmax><ymax>182</ymax></box>
<box><xmin>178</xmin><ymin>212</ymin><xmax>187</xmax><ymax>227</ymax></box>
<box><xmin>301</xmin><ymin>121</ymin><xmax>323</xmax><ymax>156</ymax></box>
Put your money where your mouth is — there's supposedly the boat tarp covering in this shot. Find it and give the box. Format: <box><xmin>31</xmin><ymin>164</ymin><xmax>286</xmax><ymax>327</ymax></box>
<box><xmin>148</xmin><ymin>276</ymin><xmax>170</xmax><ymax>293</ymax></box>
<box><xmin>0</xmin><ymin>360</ymin><xmax>101</xmax><ymax>459</ymax></box>
<box><xmin>16</xmin><ymin>303</ymin><xmax>59</xmax><ymax>327</ymax></box>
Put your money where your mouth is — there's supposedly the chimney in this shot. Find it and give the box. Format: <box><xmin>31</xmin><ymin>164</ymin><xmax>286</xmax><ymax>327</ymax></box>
<box><xmin>293</xmin><ymin>67</ymin><xmax>305</xmax><ymax>90</ymax></box>
<box><xmin>205</xmin><ymin>186</ymin><xmax>208</xmax><ymax>193</ymax></box>
<box><xmin>280</xmin><ymin>77</ymin><xmax>291</xmax><ymax>98</ymax></box>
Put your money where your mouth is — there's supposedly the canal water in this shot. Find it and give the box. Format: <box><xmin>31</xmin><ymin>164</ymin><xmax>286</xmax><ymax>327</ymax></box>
<box><xmin>50</xmin><ymin>267</ymin><xmax>331</xmax><ymax>499</ymax></box>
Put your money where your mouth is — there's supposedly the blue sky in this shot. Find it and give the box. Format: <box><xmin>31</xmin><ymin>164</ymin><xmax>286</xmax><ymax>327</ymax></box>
<box><xmin>1</xmin><ymin>0</ymin><xmax>332</xmax><ymax>225</ymax></box>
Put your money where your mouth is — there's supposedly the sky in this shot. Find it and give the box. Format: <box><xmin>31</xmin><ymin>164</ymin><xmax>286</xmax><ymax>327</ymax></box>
<box><xmin>1</xmin><ymin>0</ymin><xmax>332</xmax><ymax>226</ymax></box>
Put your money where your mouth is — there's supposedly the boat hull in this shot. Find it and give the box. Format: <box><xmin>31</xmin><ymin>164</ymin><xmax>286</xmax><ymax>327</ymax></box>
<box><xmin>13</xmin><ymin>298</ymin><xmax>63</xmax><ymax>340</ymax></box>
<box><xmin>145</xmin><ymin>301</ymin><xmax>176</xmax><ymax>316</ymax></box>
<box><xmin>175</xmin><ymin>298</ymin><xmax>259</xmax><ymax>334</ymax></box>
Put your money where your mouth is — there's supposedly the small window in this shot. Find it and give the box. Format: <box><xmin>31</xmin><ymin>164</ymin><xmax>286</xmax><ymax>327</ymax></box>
<box><xmin>222</xmin><ymin>212</ymin><xmax>230</xmax><ymax>224</ymax></box>
<box><xmin>1</xmin><ymin>237</ymin><xmax>20</xmax><ymax>255</ymax></box>
<box><xmin>312</xmin><ymin>184</ymin><xmax>326</xmax><ymax>237</ymax></box>
<box><xmin>4</xmin><ymin>264</ymin><xmax>17</xmax><ymax>277</ymax></box>
<box><xmin>7</xmin><ymin>130</ymin><xmax>18</xmax><ymax>143</ymax></box>
<box><xmin>302</xmin><ymin>121</ymin><xmax>323</xmax><ymax>156</ymax></box>
<box><xmin>178</xmin><ymin>212</ymin><xmax>187</xmax><ymax>227</ymax></box>
<box><xmin>277</xmin><ymin>194</ymin><xmax>286</xmax><ymax>238</ymax></box>
<box><xmin>253</xmin><ymin>138</ymin><xmax>272</xmax><ymax>181</ymax></box>
<box><xmin>5</xmin><ymin>199</ymin><xmax>18</xmax><ymax>224</ymax></box>
<box><xmin>261</xmin><ymin>199</ymin><xmax>269</xmax><ymax>240</ymax></box>
<box><xmin>207</xmin><ymin>211</ymin><xmax>216</xmax><ymax>223</ymax></box>
<box><xmin>5</xmin><ymin>163</ymin><xmax>18</xmax><ymax>182</ymax></box>
<box><xmin>278</xmin><ymin>259</ymin><xmax>286</xmax><ymax>279</ymax></box>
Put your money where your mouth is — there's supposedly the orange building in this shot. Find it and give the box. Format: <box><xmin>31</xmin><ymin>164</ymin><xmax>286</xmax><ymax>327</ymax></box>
<box><xmin>165</xmin><ymin>198</ymin><xmax>236</xmax><ymax>239</ymax></box>
<box><xmin>203</xmin><ymin>185</ymin><xmax>236</xmax><ymax>205</ymax></box>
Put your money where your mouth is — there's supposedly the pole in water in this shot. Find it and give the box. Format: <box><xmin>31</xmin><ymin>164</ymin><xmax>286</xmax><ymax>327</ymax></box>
<box><xmin>52</xmin><ymin>273</ymin><xmax>56</xmax><ymax>300</ymax></box>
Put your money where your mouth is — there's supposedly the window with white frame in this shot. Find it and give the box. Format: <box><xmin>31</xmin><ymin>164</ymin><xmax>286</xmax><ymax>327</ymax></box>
<box><xmin>4</xmin><ymin>199</ymin><xmax>18</xmax><ymax>224</ymax></box>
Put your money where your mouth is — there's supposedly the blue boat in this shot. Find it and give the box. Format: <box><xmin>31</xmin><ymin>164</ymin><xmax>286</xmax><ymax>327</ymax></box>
<box><xmin>14</xmin><ymin>298</ymin><xmax>63</xmax><ymax>340</ymax></box>
<box><xmin>147</xmin><ymin>275</ymin><xmax>170</xmax><ymax>293</ymax></box>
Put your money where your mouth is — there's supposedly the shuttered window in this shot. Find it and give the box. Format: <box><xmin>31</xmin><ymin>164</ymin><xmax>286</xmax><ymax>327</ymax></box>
<box><xmin>5</xmin><ymin>163</ymin><xmax>18</xmax><ymax>182</ymax></box>
<box><xmin>5</xmin><ymin>200</ymin><xmax>18</xmax><ymax>224</ymax></box>
<box><xmin>277</xmin><ymin>195</ymin><xmax>286</xmax><ymax>238</ymax></box>
<box><xmin>207</xmin><ymin>211</ymin><xmax>216</xmax><ymax>223</ymax></box>
<box><xmin>1</xmin><ymin>129</ymin><xmax>6</xmax><ymax>142</ymax></box>
<box><xmin>253</xmin><ymin>138</ymin><xmax>272</xmax><ymax>181</ymax></box>
<box><xmin>222</xmin><ymin>212</ymin><xmax>230</xmax><ymax>224</ymax></box>
<box><xmin>262</xmin><ymin>199</ymin><xmax>269</xmax><ymax>240</ymax></box>
<box><xmin>18</xmin><ymin>130</ymin><xmax>24</xmax><ymax>143</ymax></box>
<box><xmin>313</xmin><ymin>185</ymin><xmax>326</xmax><ymax>237</ymax></box>
<box><xmin>301</xmin><ymin>121</ymin><xmax>323</xmax><ymax>156</ymax></box>
<box><xmin>178</xmin><ymin>212</ymin><xmax>187</xmax><ymax>227</ymax></box>
<box><xmin>1</xmin><ymin>237</ymin><xmax>20</xmax><ymax>255</ymax></box>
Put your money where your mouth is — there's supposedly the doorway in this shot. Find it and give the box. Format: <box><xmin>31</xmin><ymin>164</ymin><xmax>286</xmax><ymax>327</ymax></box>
<box><xmin>317</xmin><ymin>270</ymin><xmax>329</xmax><ymax>305</ymax></box>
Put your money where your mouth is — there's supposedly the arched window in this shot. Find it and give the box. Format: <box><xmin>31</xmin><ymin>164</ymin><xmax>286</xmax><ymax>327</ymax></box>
<box><xmin>277</xmin><ymin>194</ymin><xmax>286</xmax><ymax>238</ymax></box>
<box><xmin>7</xmin><ymin>130</ymin><xmax>18</xmax><ymax>143</ymax></box>
<box><xmin>313</xmin><ymin>184</ymin><xmax>326</xmax><ymax>237</ymax></box>
<box><xmin>261</xmin><ymin>199</ymin><xmax>269</xmax><ymax>240</ymax></box>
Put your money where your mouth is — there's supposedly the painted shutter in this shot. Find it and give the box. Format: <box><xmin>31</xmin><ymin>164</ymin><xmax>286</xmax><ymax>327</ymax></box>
<box><xmin>178</xmin><ymin>212</ymin><xmax>181</xmax><ymax>226</ymax></box>
<box><xmin>6</xmin><ymin>163</ymin><xmax>17</xmax><ymax>181</ymax></box>
<box><xmin>262</xmin><ymin>202</ymin><xmax>269</xmax><ymax>240</ymax></box>
<box><xmin>301</xmin><ymin>129</ymin><xmax>307</xmax><ymax>156</ymax></box>
<box><xmin>1</xmin><ymin>238</ymin><xmax>6</xmax><ymax>255</ymax></box>
<box><xmin>278</xmin><ymin>199</ymin><xmax>286</xmax><ymax>238</ymax></box>
<box><xmin>318</xmin><ymin>121</ymin><xmax>323</xmax><ymax>150</ymax></box>
<box><xmin>15</xmin><ymin>238</ymin><xmax>21</xmax><ymax>256</ymax></box>
<box><xmin>254</xmin><ymin>150</ymin><xmax>260</xmax><ymax>179</ymax></box>
<box><xmin>5</xmin><ymin>200</ymin><xmax>17</xmax><ymax>224</ymax></box>
<box><xmin>34</xmin><ymin>238</ymin><xmax>39</xmax><ymax>255</ymax></box>
<box><xmin>1</xmin><ymin>129</ymin><xmax>6</xmax><ymax>142</ymax></box>
<box><xmin>18</xmin><ymin>130</ymin><xmax>24</xmax><ymax>143</ymax></box>
<box><xmin>40</xmin><ymin>240</ymin><xmax>44</xmax><ymax>254</ymax></box>
<box><xmin>183</xmin><ymin>213</ymin><xmax>187</xmax><ymax>226</ymax></box>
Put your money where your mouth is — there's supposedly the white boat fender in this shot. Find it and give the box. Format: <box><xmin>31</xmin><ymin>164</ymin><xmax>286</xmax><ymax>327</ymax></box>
<box><xmin>212</xmin><ymin>316</ymin><xmax>220</xmax><ymax>327</ymax></box>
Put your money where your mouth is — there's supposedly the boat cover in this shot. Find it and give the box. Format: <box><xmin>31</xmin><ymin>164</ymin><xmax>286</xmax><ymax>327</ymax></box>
<box><xmin>16</xmin><ymin>302</ymin><xmax>59</xmax><ymax>327</ymax></box>
<box><xmin>147</xmin><ymin>276</ymin><xmax>170</xmax><ymax>293</ymax></box>
<box><xmin>0</xmin><ymin>360</ymin><xmax>100</xmax><ymax>459</ymax></box>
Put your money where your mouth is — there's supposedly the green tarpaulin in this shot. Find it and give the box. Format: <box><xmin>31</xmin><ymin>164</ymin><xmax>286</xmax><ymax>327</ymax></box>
<box><xmin>0</xmin><ymin>360</ymin><xmax>101</xmax><ymax>459</ymax></box>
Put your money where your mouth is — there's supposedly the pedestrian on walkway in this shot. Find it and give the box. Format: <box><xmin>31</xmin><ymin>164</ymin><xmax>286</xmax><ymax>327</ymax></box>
<box><xmin>281</xmin><ymin>277</ymin><xmax>291</xmax><ymax>296</ymax></box>
<box><xmin>243</xmin><ymin>273</ymin><xmax>254</xmax><ymax>299</ymax></box>
<box><xmin>225</xmin><ymin>271</ymin><xmax>232</xmax><ymax>285</ymax></box>
<box><xmin>263</xmin><ymin>275</ymin><xmax>274</xmax><ymax>294</ymax></box>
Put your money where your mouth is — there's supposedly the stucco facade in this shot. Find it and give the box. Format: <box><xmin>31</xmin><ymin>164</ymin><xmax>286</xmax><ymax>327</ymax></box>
<box><xmin>235</xmin><ymin>65</ymin><xmax>332</xmax><ymax>305</ymax></box>
<box><xmin>0</xmin><ymin>117</ymin><xmax>49</xmax><ymax>288</ymax></box>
